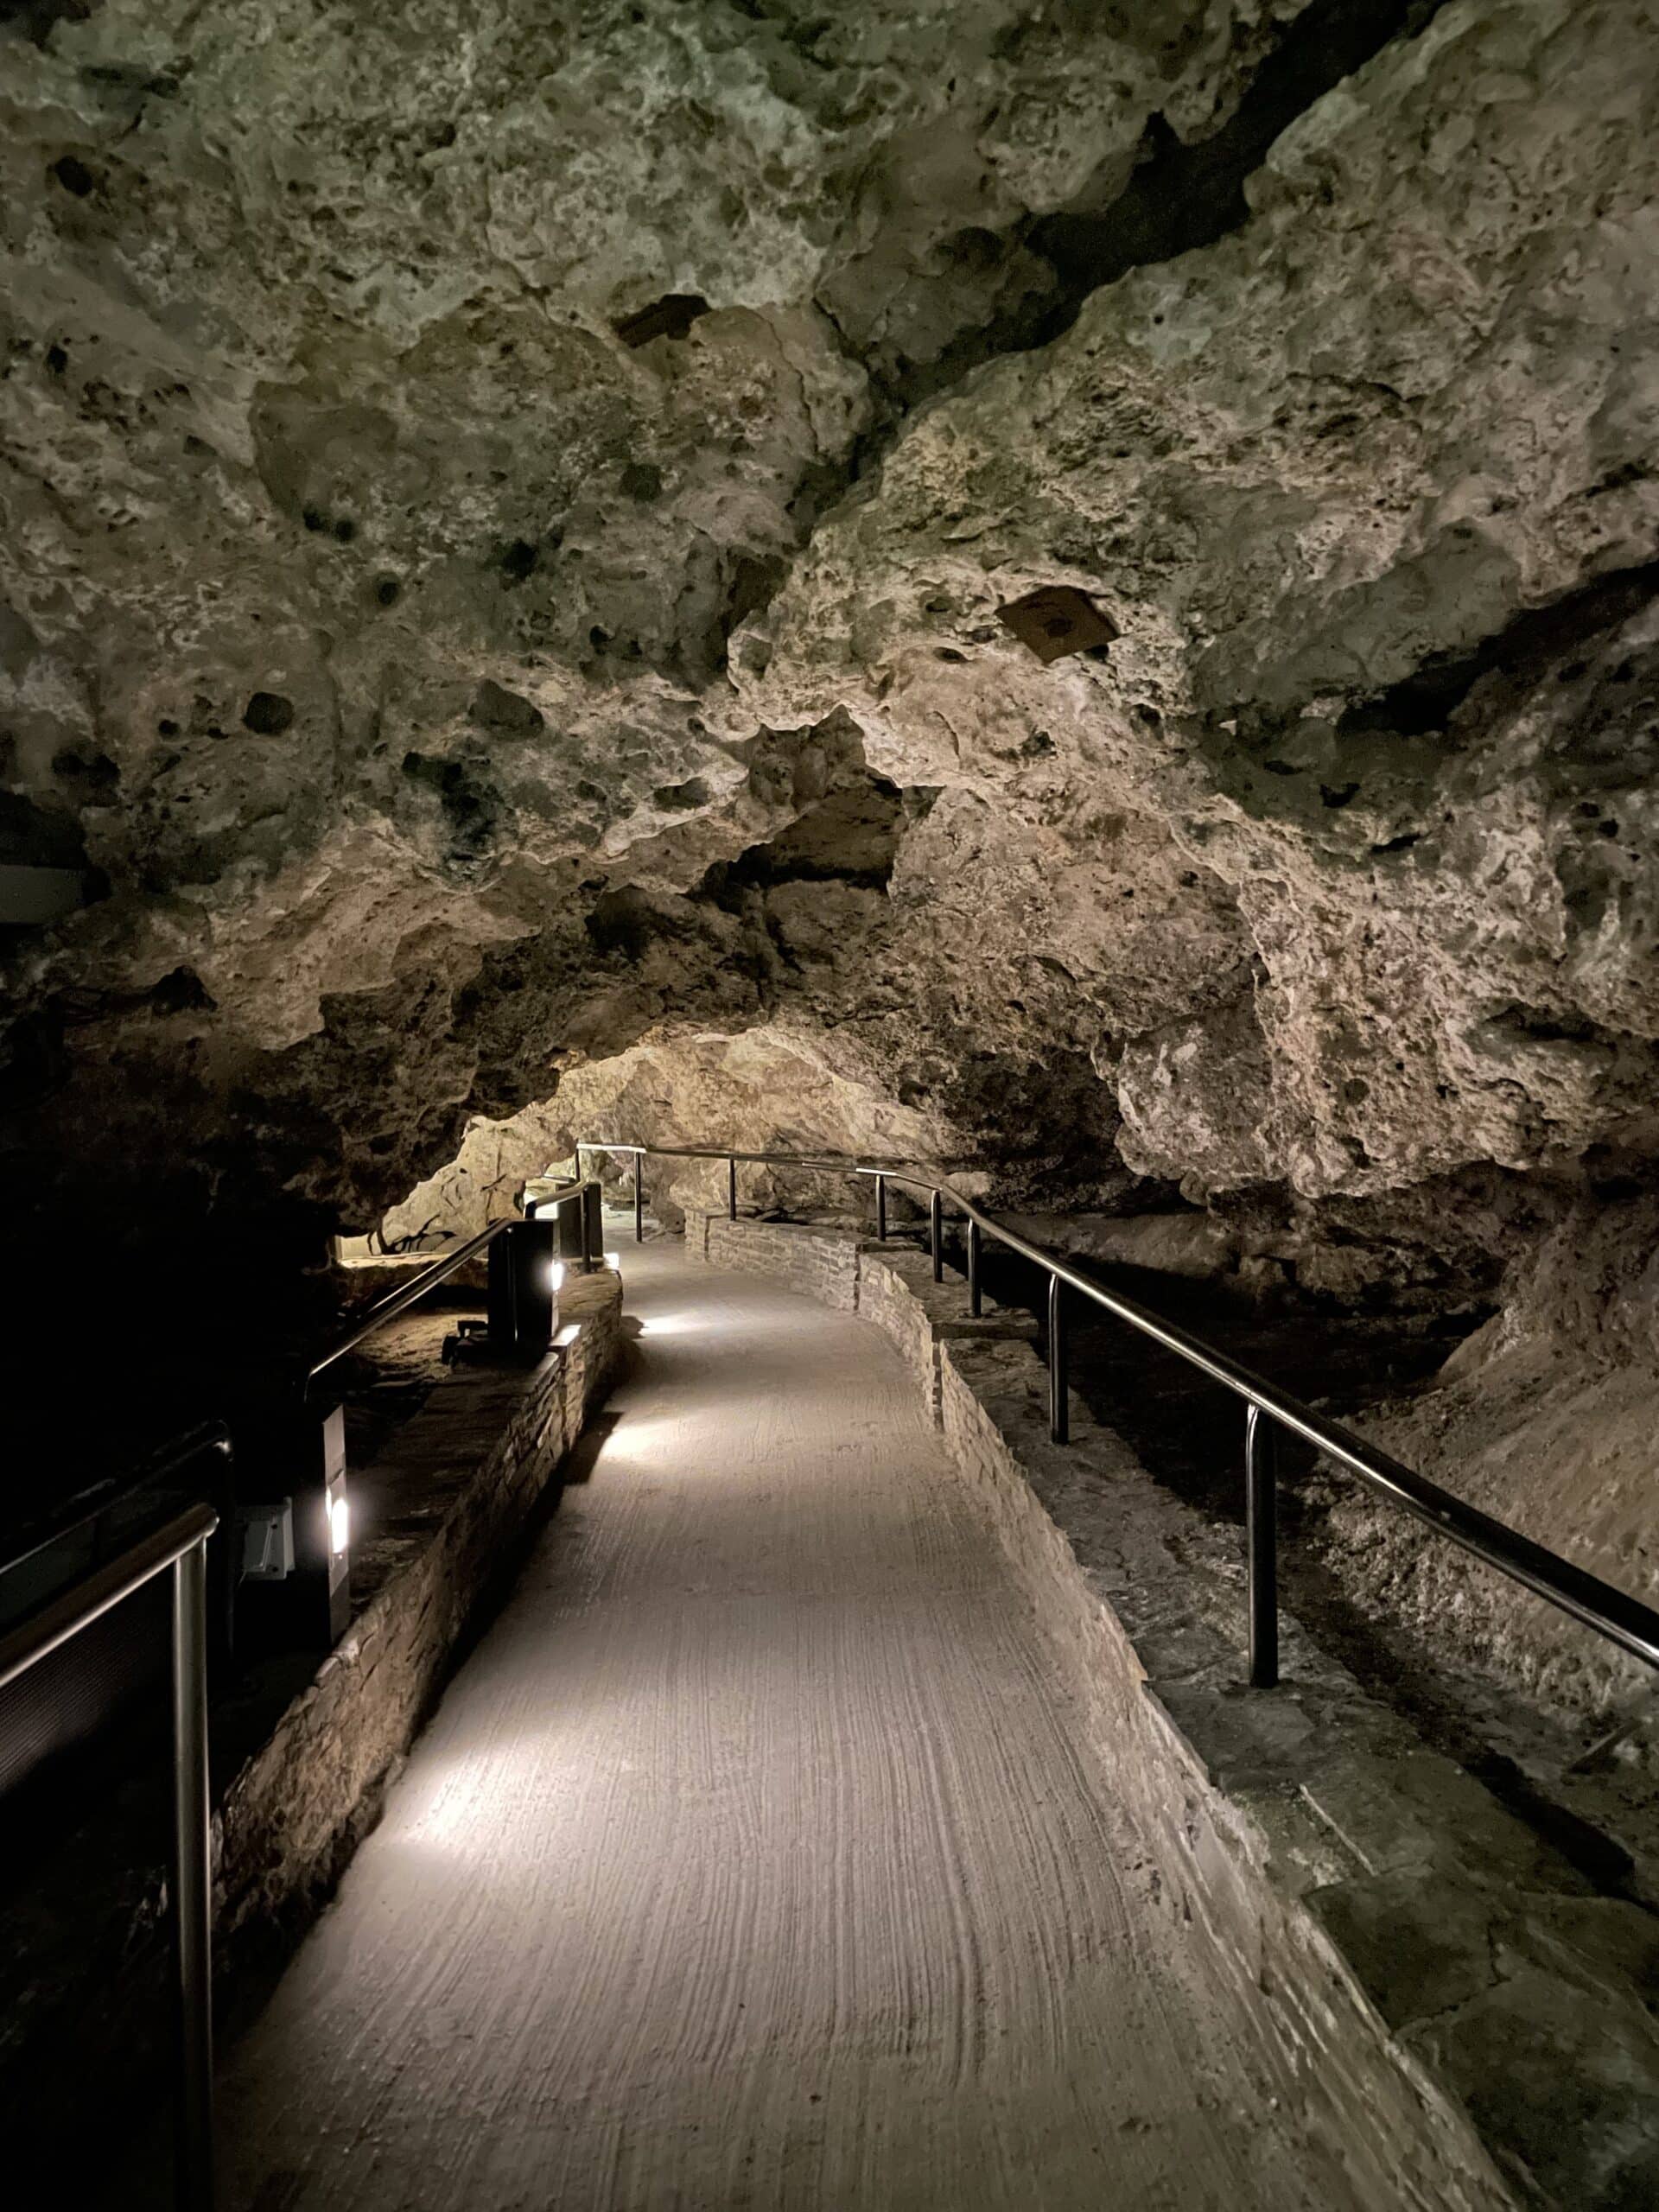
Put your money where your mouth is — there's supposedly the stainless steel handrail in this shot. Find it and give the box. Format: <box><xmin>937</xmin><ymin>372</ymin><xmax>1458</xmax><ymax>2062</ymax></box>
<box><xmin>305</xmin><ymin>1179</ymin><xmax>595</xmax><ymax>1394</ymax></box>
<box><xmin>578</xmin><ymin>1140</ymin><xmax>1659</xmax><ymax>1683</ymax></box>
<box><xmin>307</xmin><ymin>1217</ymin><xmax>514</xmax><ymax>1393</ymax></box>
<box><xmin>0</xmin><ymin>1468</ymin><xmax>225</xmax><ymax>2212</ymax></box>
<box><xmin>2</xmin><ymin>1180</ymin><xmax>605</xmax><ymax>2204</ymax></box>
<box><xmin>0</xmin><ymin>1419</ymin><xmax>233</xmax><ymax>1585</ymax></box>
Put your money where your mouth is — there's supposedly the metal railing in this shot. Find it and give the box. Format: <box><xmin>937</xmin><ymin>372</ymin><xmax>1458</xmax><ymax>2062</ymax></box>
<box><xmin>577</xmin><ymin>1141</ymin><xmax>1659</xmax><ymax>1688</ymax></box>
<box><xmin>0</xmin><ymin>1423</ymin><xmax>226</xmax><ymax>2212</ymax></box>
<box><xmin>0</xmin><ymin>1179</ymin><xmax>606</xmax><ymax>2209</ymax></box>
<box><xmin>307</xmin><ymin>1177</ymin><xmax>601</xmax><ymax>1394</ymax></box>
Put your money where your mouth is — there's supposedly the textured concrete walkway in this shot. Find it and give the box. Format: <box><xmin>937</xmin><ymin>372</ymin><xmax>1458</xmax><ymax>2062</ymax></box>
<box><xmin>219</xmin><ymin>1238</ymin><xmax>1350</xmax><ymax>2210</ymax></box>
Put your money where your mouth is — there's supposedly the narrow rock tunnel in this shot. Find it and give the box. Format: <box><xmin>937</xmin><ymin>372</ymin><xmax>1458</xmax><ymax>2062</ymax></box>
<box><xmin>3</xmin><ymin>1</ymin><xmax>1659</xmax><ymax>2205</ymax></box>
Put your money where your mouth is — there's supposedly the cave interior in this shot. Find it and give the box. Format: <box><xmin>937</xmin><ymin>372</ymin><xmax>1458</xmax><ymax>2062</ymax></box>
<box><xmin>5</xmin><ymin>0</ymin><xmax>1659</xmax><ymax>2200</ymax></box>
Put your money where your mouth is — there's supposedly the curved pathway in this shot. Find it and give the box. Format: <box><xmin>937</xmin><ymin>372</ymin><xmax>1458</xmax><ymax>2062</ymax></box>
<box><xmin>220</xmin><ymin>1237</ymin><xmax>1358</xmax><ymax>2210</ymax></box>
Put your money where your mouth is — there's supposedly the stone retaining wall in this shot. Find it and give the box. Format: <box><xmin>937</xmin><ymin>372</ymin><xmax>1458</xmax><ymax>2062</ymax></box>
<box><xmin>218</xmin><ymin>1265</ymin><xmax>623</xmax><ymax>1962</ymax></box>
<box><xmin>690</xmin><ymin>1215</ymin><xmax>1659</xmax><ymax>2212</ymax></box>
<box><xmin>689</xmin><ymin>1212</ymin><xmax>1035</xmax><ymax>1412</ymax></box>
<box><xmin>695</xmin><ymin>1211</ymin><xmax>861</xmax><ymax>1309</ymax></box>
<box><xmin>2</xmin><ymin>1267</ymin><xmax>624</xmax><ymax>2188</ymax></box>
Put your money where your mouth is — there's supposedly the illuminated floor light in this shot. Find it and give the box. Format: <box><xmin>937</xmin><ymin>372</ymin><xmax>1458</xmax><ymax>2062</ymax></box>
<box><xmin>634</xmin><ymin>1310</ymin><xmax>710</xmax><ymax>1338</ymax></box>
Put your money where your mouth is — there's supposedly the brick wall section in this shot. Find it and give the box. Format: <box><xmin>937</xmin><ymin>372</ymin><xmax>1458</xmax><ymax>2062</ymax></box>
<box><xmin>688</xmin><ymin>1214</ymin><xmax>1034</xmax><ymax>1417</ymax></box>
<box><xmin>687</xmin><ymin>1214</ymin><xmax>1659</xmax><ymax>2209</ymax></box>
<box><xmin>849</xmin><ymin>1243</ymin><xmax>936</xmax><ymax>1404</ymax></box>
<box><xmin>216</xmin><ymin>1266</ymin><xmax>623</xmax><ymax>1965</ymax></box>
<box><xmin>702</xmin><ymin>1213</ymin><xmax>861</xmax><ymax>1310</ymax></box>
<box><xmin>855</xmin><ymin>1243</ymin><xmax>1036</xmax><ymax>1418</ymax></box>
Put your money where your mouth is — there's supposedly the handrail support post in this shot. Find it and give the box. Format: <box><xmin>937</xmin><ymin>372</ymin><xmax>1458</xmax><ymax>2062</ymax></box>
<box><xmin>633</xmin><ymin>1152</ymin><xmax>645</xmax><ymax>1245</ymax></box>
<box><xmin>874</xmin><ymin>1173</ymin><xmax>887</xmax><ymax>1243</ymax></box>
<box><xmin>562</xmin><ymin>1136</ymin><xmax>1659</xmax><ymax>1681</ymax></box>
<box><xmin>172</xmin><ymin>1536</ymin><xmax>215</xmax><ymax>2211</ymax></box>
<box><xmin>1246</xmin><ymin>1405</ymin><xmax>1280</xmax><ymax>1690</ymax></box>
<box><xmin>930</xmin><ymin>1190</ymin><xmax>944</xmax><ymax>1283</ymax></box>
<box><xmin>1047</xmin><ymin>1274</ymin><xmax>1068</xmax><ymax>1446</ymax></box>
<box><xmin>968</xmin><ymin>1218</ymin><xmax>982</xmax><ymax>1318</ymax></box>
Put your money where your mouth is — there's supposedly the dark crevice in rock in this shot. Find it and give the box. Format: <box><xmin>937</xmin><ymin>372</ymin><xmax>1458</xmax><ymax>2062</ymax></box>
<box><xmin>1024</xmin><ymin>0</ymin><xmax>1447</xmax><ymax>340</ymax></box>
<box><xmin>0</xmin><ymin>0</ymin><xmax>97</xmax><ymax>43</ymax></box>
<box><xmin>242</xmin><ymin>690</ymin><xmax>295</xmax><ymax>736</ymax></box>
<box><xmin>697</xmin><ymin>777</ymin><xmax>904</xmax><ymax>907</ymax></box>
<box><xmin>612</xmin><ymin>294</ymin><xmax>711</xmax><ymax>349</ymax></box>
<box><xmin>148</xmin><ymin>965</ymin><xmax>215</xmax><ymax>1017</ymax></box>
<box><xmin>0</xmin><ymin>789</ymin><xmax>91</xmax><ymax>868</ymax></box>
<box><xmin>874</xmin><ymin>0</ymin><xmax>1451</xmax><ymax>414</ymax></box>
<box><xmin>494</xmin><ymin>539</ymin><xmax>539</xmax><ymax>587</ymax></box>
<box><xmin>50</xmin><ymin>154</ymin><xmax>97</xmax><ymax>198</ymax></box>
<box><xmin>1338</xmin><ymin>556</ymin><xmax>1659</xmax><ymax>741</ymax></box>
<box><xmin>0</xmin><ymin>1005</ymin><xmax>67</xmax><ymax>1112</ymax></box>
<box><xmin>401</xmin><ymin>752</ymin><xmax>504</xmax><ymax>877</ymax></box>
<box><xmin>742</xmin><ymin>0</ymin><xmax>1452</xmax><ymax>663</ymax></box>
<box><xmin>718</xmin><ymin>552</ymin><xmax>788</xmax><ymax>648</ymax></box>
<box><xmin>585</xmin><ymin>886</ymin><xmax>694</xmax><ymax>963</ymax></box>
<box><xmin>652</xmin><ymin>776</ymin><xmax>714</xmax><ymax>813</ymax></box>
<box><xmin>1459</xmin><ymin>1746</ymin><xmax>1643</xmax><ymax>1899</ymax></box>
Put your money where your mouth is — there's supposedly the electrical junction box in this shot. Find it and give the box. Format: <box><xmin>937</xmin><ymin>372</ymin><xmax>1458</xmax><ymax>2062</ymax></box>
<box><xmin>239</xmin><ymin>1499</ymin><xmax>295</xmax><ymax>1580</ymax></box>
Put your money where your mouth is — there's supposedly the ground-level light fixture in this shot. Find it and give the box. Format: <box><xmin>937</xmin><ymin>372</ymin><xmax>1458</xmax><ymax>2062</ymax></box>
<box><xmin>486</xmin><ymin>1217</ymin><xmax>559</xmax><ymax>1359</ymax></box>
<box><xmin>232</xmin><ymin>1400</ymin><xmax>351</xmax><ymax>1654</ymax></box>
<box><xmin>319</xmin><ymin>1406</ymin><xmax>352</xmax><ymax>1642</ymax></box>
<box><xmin>244</xmin><ymin>1404</ymin><xmax>352</xmax><ymax>1648</ymax></box>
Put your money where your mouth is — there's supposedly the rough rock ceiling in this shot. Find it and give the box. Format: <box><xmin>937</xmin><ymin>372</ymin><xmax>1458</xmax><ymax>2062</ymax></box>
<box><xmin>2</xmin><ymin>0</ymin><xmax>1656</xmax><ymax>1311</ymax></box>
